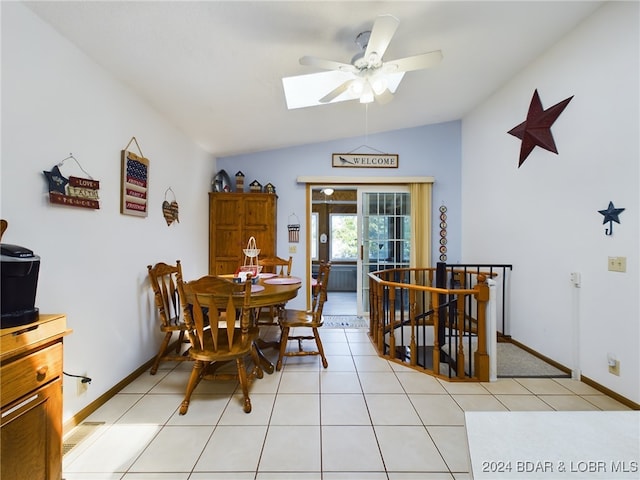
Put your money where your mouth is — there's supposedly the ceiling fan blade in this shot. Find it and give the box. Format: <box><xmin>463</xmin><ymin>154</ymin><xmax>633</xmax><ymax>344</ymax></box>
<box><xmin>385</xmin><ymin>50</ymin><xmax>443</xmax><ymax>73</ymax></box>
<box><xmin>364</xmin><ymin>14</ymin><xmax>400</xmax><ymax>61</ymax></box>
<box><xmin>282</xmin><ymin>70</ymin><xmax>358</xmax><ymax>109</ymax></box>
<box><xmin>300</xmin><ymin>55</ymin><xmax>357</xmax><ymax>73</ymax></box>
<box><xmin>320</xmin><ymin>79</ymin><xmax>355</xmax><ymax>103</ymax></box>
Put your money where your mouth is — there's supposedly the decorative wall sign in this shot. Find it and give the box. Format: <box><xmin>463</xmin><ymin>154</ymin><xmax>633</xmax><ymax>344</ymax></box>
<box><xmin>439</xmin><ymin>204</ymin><xmax>448</xmax><ymax>262</ymax></box>
<box><xmin>598</xmin><ymin>201</ymin><xmax>625</xmax><ymax>236</ymax></box>
<box><xmin>332</xmin><ymin>153</ymin><xmax>398</xmax><ymax>168</ymax></box>
<box><xmin>43</xmin><ymin>154</ymin><xmax>100</xmax><ymax>210</ymax></box>
<box><xmin>162</xmin><ymin>187</ymin><xmax>179</xmax><ymax>226</ymax></box>
<box><xmin>120</xmin><ymin>137</ymin><xmax>149</xmax><ymax>217</ymax></box>
<box><xmin>288</xmin><ymin>213</ymin><xmax>300</xmax><ymax>243</ymax></box>
<box><xmin>508</xmin><ymin>89</ymin><xmax>573</xmax><ymax>167</ymax></box>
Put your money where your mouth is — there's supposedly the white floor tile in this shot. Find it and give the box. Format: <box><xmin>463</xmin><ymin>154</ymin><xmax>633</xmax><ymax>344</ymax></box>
<box><xmin>259</xmin><ymin>425</ymin><xmax>321</xmax><ymax>471</ymax></box>
<box><xmin>365</xmin><ymin>394</ymin><xmax>423</xmax><ymax>425</ymax></box>
<box><xmin>320</xmin><ymin>371</ymin><xmax>362</xmax><ymax>394</ymax></box>
<box><xmin>410</xmin><ymin>394</ymin><xmax>465</xmax><ymax>425</ymax></box>
<box><xmin>395</xmin><ymin>371</ymin><xmax>449</xmax><ymax>393</ymax></box>
<box><xmin>165</xmin><ymin>394</ymin><xmax>229</xmax><ymax>425</ymax></box>
<box><xmin>128</xmin><ymin>426</ymin><xmax>211</xmax><ymax>472</ymax></box>
<box><xmin>358</xmin><ymin>372</ymin><xmax>404</xmax><ymax>393</ymax></box>
<box><xmin>122</xmin><ymin>474</ymin><xmax>189</xmax><ymax>480</ymax></box>
<box><xmin>218</xmin><ymin>393</ymin><xmax>276</xmax><ymax>425</ymax></box>
<box><xmin>322</xmin><ymin>425</ymin><xmax>385</xmax><ymax>471</ymax></box>
<box><xmin>323</xmin><ymin>354</ymin><xmax>357</xmax><ymax>371</ymax></box>
<box><xmin>115</xmin><ymin>394</ymin><xmax>182</xmax><ymax>425</ymax></box>
<box><xmin>451</xmin><ymin>394</ymin><xmax>509</xmax><ymax>412</ymax></box>
<box><xmin>514</xmin><ymin>377</ymin><xmax>574</xmax><ymax>395</ymax></box>
<box><xmin>278</xmin><ymin>370</ymin><xmax>320</xmax><ymax>393</ymax></box>
<box><xmin>321</xmin><ymin>393</ymin><xmax>371</xmax><ymax>425</ymax></box>
<box><xmin>270</xmin><ymin>393</ymin><xmax>320</xmax><ymax>425</ymax></box>
<box><xmin>375</xmin><ymin>425</ymin><xmax>448</xmax><ymax>471</ymax></box>
<box><xmin>64</xmin><ymin>424</ymin><xmax>161</xmax><ymax>473</ymax></box>
<box><xmin>538</xmin><ymin>394</ymin><xmax>601</xmax><ymax>411</ymax></box>
<box><xmin>194</xmin><ymin>425</ymin><xmax>267</xmax><ymax>471</ymax></box>
<box><xmin>353</xmin><ymin>355</ymin><xmax>393</xmax><ymax>372</ymax></box>
<box><xmin>427</xmin><ymin>425</ymin><xmax>471</xmax><ymax>472</ymax></box>
<box><xmin>83</xmin><ymin>393</ymin><xmax>144</xmax><ymax>424</ymax></box>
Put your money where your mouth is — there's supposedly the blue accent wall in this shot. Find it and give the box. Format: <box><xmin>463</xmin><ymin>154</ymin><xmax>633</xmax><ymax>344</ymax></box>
<box><xmin>218</xmin><ymin>120</ymin><xmax>462</xmax><ymax>266</ymax></box>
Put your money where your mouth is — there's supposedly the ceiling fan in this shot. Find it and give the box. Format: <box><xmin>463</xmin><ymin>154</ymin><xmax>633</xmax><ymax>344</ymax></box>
<box><xmin>282</xmin><ymin>14</ymin><xmax>442</xmax><ymax>109</ymax></box>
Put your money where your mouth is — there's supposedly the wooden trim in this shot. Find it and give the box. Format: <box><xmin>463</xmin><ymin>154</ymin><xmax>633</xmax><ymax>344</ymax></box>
<box><xmin>580</xmin><ymin>375</ymin><xmax>640</xmax><ymax>410</ymax></box>
<box><xmin>509</xmin><ymin>338</ymin><xmax>639</xmax><ymax>410</ymax></box>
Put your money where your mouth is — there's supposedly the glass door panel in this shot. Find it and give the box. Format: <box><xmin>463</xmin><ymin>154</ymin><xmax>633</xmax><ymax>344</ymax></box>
<box><xmin>358</xmin><ymin>187</ymin><xmax>410</xmax><ymax>315</ymax></box>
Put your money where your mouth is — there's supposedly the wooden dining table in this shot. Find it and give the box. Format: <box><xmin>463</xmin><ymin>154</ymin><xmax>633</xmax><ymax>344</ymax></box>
<box><xmin>191</xmin><ymin>274</ymin><xmax>302</xmax><ymax>373</ymax></box>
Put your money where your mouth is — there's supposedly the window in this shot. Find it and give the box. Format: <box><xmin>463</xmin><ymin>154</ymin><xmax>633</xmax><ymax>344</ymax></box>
<box><xmin>330</xmin><ymin>213</ymin><xmax>358</xmax><ymax>261</ymax></box>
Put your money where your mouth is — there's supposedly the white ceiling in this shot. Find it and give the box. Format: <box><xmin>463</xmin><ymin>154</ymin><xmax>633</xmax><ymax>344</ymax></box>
<box><xmin>25</xmin><ymin>1</ymin><xmax>603</xmax><ymax>157</ymax></box>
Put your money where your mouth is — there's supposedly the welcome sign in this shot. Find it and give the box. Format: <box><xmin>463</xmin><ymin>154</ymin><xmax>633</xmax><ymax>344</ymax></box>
<box><xmin>332</xmin><ymin>153</ymin><xmax>399</xmax><ymax>168</ymax></box>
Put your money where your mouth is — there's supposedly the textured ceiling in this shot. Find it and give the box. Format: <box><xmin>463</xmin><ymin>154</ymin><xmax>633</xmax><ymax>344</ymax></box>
<box><xmin>26</xmin><ymin>1</ymin><xmax>603</xmax><ymax>157</ymax></box>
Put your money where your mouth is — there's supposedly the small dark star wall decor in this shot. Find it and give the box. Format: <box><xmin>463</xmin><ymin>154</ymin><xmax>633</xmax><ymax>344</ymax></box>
<box><xmin>508</xmin><ymin>89</ymin><xmax>573</xmax><ymax>167</ymax></box>
<box><xmin>598</xmin><ymin>201</ymin><xmax>625</xmax><ymax>236</ymax></box>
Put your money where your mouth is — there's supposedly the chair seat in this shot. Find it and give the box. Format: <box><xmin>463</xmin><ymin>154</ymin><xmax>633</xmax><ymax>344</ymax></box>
<box><xmin>189</xmin><ymin>327</ymin><xmax>260</xmax><ymax>362</ymax></box>
<box><xmin>159</xmin><ymin>321</ymin><xmax>187</xmax><ymax>332</ymax></box>
<box><xmin>279</xmin><ymin>309</ymin><xmax>323</xmax><ymax>328</ymax></box>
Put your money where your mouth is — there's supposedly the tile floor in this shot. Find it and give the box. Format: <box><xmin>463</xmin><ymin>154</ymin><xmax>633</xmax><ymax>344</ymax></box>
<box><xmin>63</xmin><ymin>323</ymin><xmax>631</xmax><ymax>480</ymax></box>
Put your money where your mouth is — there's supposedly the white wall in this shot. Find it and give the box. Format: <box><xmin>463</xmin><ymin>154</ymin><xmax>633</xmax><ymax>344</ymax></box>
<box><xmin>1</xmin><ymin>3</ymin><xmax>215</xmax><ymax>422</ymax></box>
<box><xmin>462</xmin><ymin>2</ymin><xmax>639</xmax><ymax>403</ymax></box>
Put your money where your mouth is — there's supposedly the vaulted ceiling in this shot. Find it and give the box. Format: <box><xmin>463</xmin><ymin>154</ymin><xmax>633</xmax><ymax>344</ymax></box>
<box><xmin>25</xmin><ymin>1</ymin><xmax>603</xmax><ymax>157</ymax></box>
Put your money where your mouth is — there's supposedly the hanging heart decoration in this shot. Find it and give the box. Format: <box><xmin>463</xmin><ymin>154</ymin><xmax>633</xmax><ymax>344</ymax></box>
<box><xmin>162</xmin><ymin>187</ymin><xmax>179</xmax><ymax>226</ymax></box>
<box><xmin>170</xmin><ymin>201</ymin><xmax>179</xmax><ymax>223</ymax></box>
<box><xmin>162</xmin><ymin>200</ymin><xmax>174</xmax><ymax>226</ymax></box>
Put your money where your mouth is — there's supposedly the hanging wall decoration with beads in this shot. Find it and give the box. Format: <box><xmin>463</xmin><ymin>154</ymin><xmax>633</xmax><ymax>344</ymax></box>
<box><xmin>439</xmin><ymin>204</ymin><xmax>448</xmax><ymax>262</ymax></box>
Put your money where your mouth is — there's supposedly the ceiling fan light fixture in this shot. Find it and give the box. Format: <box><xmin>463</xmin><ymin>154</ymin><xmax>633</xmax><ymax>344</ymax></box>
<box><xmin>370</xmin><ymin>76</ymin><xmax>388</xmax><ymax>95</ymax></box>
<box><xmin>360</xmin><ymin>89</ymin><xmax>375</xmax><ymax>104</ymax></box>
<box><xmin>349</xmin><ymin>79</ymin><xmax>364</xmax><ymax>96</ymax></box>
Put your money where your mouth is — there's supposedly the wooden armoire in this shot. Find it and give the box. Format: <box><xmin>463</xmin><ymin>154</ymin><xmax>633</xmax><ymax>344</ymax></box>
<box><xmin>209</xmin><ymin>192</ymin><xmax>277</xmax><ymax>275</ymax></box>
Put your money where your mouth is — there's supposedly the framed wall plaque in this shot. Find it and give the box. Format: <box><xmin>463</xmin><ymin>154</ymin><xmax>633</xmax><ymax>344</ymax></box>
<box><xmin>332</xmin><ymin>153</ymin><xmax>398</xmax><ymax>168</ymax></box>
<box><xmin>120</xmin><ymin>150</ymin><xmax>149</xmax><ymax>217</ymax></box>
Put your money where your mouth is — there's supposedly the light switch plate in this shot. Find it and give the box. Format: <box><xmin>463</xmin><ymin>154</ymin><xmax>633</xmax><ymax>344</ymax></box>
<box><xmin>608</xmin><ymin>256</ymin><xmax>626</xmax><ymax>272</ymax></box>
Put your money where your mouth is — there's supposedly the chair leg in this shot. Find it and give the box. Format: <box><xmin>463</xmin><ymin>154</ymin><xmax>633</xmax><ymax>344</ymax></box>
<box><xmin>313</xmin><ymin>327</ymin><xmax>328</xmax><ymax>368</ymax></box>
<box><xmin>276</xmin><ymin>326</ymin><xmax>290</xmax><ymax>371</ymax></box>
<box><xmin>175</xmin><ymin>330</ymin><xmax>185</xmax><ymax>354</ymax></box>
<box><xmin>250</xmin><ymin>343</ymin><xmax>264</xmax><ymax>379</ymax></box>
<box><xmin>179</xmin><ymin>360</ymin><xmax>204</xmax><ymax>415</ymax></box>
<box><xmin>150</xmin><ymin>331</ymin><xmax>173</xmax><ymax>375</ymax></box>
<box><xmin>236</xmin><ymin>357</ymin><xmax>252</xmax><ymax>413</ymax></box>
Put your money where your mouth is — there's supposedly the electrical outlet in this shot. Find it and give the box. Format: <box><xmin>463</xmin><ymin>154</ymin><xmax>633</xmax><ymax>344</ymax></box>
<box><xmin>608</xmin><ymin>360</ymin><xmax>620</xmax><ymax>376</ymax></box>
<box><xmin>608</xmin><ymin>256</ymin><xmax>627</xmax><ymax>272</ymax></box>
<box><xmin>77</xmin><ymin>375</ymin><xmax>89</xmax><ymax>395</ymax></box>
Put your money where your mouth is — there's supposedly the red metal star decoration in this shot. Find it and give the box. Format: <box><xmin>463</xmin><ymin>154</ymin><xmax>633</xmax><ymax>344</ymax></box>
<box><xmin>508</xmin><ymin>89</ymin><xmax>573</xmax><ymax>167</ymax></box>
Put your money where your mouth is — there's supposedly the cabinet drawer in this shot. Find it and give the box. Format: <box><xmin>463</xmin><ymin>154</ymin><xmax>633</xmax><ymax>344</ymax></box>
<box><xmin>1</xmin><ymin>343</ymin><xmax>62</xmax><ymax>408</ymax></box>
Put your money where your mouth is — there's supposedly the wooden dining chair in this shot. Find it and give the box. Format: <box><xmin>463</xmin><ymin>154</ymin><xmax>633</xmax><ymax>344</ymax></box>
<box><xmin>258</xmin><ymin>255</ymin><xmax>292</xmax><ymax>277</ymax></box>
<box><xmin>276</xmin><ymin>261</ymin><xmax>331</xmax><ymax>371</ymax></box>
<box><xmin>177</xmin><ymin>275</ymin><xmax>263</xmax><ymax>414</ymax></box>
<box><xmin>256</xmin><ymin>255</ymin><xmax>293</xmax><ymax>324</ymax></box>
<box><xmin>147</xmin><ymin>260</ymin><xmax>191</xmax><ymax>375</ymax></box>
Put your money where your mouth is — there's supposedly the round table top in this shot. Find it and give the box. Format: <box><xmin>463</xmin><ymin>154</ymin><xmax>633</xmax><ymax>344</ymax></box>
<box><xmin>197</xmin><ymin>275</ymin><xmax>301</xmax><ymax>308</ymax></box>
